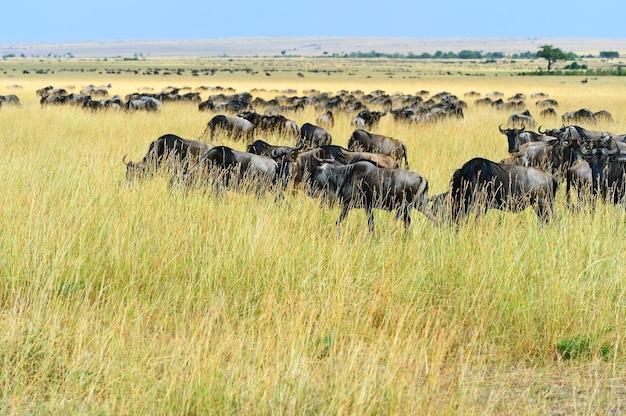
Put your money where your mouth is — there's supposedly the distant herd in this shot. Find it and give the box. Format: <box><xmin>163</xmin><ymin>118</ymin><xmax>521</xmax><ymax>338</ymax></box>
<box><xmin>3</xmin><ymin>83</ymin><xmax>623</xmax><ymax>232</ymax></box>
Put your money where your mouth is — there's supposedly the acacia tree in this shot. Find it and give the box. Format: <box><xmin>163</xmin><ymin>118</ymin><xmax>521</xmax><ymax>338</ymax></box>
<box><xmin>536</xmin><ymin>45</ymin><xmax>568</xmax><ymax>72</ymax></box>
<box><xmin>600</xmin><ymin>51</ymin><xmax>619</xmax><ymax>61</ymax></box>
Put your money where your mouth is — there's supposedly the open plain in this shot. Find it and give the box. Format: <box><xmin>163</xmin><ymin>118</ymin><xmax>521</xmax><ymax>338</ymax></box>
<box><xmin>1</xmin><ymin>51</ymin><xmax>626</xmax><ymax>414</ymax></box>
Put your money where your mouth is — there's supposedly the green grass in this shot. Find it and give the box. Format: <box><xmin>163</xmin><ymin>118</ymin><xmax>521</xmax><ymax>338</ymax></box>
<box><xmin>1</xmin><ymin>58</ymin><xmax>626</xmax><ymax>414</ymax></box>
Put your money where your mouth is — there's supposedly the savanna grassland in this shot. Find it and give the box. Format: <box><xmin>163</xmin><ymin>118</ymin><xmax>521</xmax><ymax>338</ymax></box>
<box><xmin>2</xmin><ymin>56</ymin><xmax>626</xmax><ymax>415</ymax></box>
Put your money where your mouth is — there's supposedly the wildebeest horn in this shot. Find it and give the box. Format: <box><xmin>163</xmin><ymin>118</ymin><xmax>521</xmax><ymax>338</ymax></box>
<box><xmin>313</xmin><ymin>148</ymin><xmax>334</xmax><ymax>164</ymax></box>
<box><xmin>123</xmin><ymin>154</ymin><xmax>132</xmax><ymax>166</ymax></box>
<box><xmin>498</xmin><ymin>124</ymin><xmax>505</xmax><ymax>133</ymax></box>
<box><xmin>580</xmin><ymin>142</ymin><xmax>593</xmax><ymax>155</ymax></box>
<box><xmin>537</xmin><ymin>125</ymin><xmax>546</xmax><ymax>134</ymax></box>
<box><xmin>604</xmin><ymin>138</ymin><xmax>620</xmax><ymax>156</ymax></box>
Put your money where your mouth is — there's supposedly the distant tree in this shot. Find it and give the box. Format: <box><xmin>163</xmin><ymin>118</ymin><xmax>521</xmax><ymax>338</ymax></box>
<box><xmin>600</xmin><ymin>51</ymin><xmax>619</xmax><ymax>60</ymax></box>
<box><xmin>536</xmin><ymin>45</ymin><xmax>568</xmax><ymax>72</ymax></box>
<box><xmin>458</xmin><ymin>50</ymin><xmax>482</xmax><ymax>59</ymax></box>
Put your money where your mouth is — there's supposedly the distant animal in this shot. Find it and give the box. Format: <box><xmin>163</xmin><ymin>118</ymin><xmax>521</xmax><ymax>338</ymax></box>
<box><xmin>124</xmin><ymin>134</ymin><xmax>214</xmax><ymax>182</ymax></box>
<box><xmin>562</xmin><ymin>108</ymin><xmax>596</xmax><ymax>124</ymax></box>
<box><xmin>0</xmin><ymin>94</ymin><xmax>21</xmax><ymax>106</ymax></box>
<box><xmin>535</xmin><ymin>99</ymin><xmax>559</xmax><ymax>108</ymax></box>
<box><xmin>594</xmin><ymin>110</ymin><xmax>614</xmax><ymax>122</ymax></box>
<box><xmin>125</xmin><ymin>96</ymin><xmax>162</xmax><ymax>112</ymax></box>
<box><xmin>507</xmin><ymin>109</ymin><xmax>535</xmax><ymax>128</ymax></box>
<box><xmin>351</xmin><ymin>110</ymin><xmax>386</xmax><ymax>130</ymax></box>
<box><xmin>315</xmin><ymin>110</ymin><xmax>335</xmax><ymax>128</ymax></box>
<box><xmin>432</xmin><ymin>157</ymin><xmax>558</xmax><ymax>223</ymax></box>
<box><xmin>539</xmin><ymin>107</ymin><xmax>557</xmax><ymax>118</ymax></box>
<box><xmin>348</xmin><ymin>129</ymin><xmax>409</xmax><ymax>168</ymax></box>
<box><xmin>308</xmin><ymin>160</ymin><xmax>436</xmax><ymax>233</ymax></box>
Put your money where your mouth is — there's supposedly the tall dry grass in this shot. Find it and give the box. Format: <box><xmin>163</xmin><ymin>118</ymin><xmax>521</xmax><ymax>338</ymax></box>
<box><xmin>1</xmin><ymin>61</ymin><xmax>626</xmax><ymax>414</ymax></box>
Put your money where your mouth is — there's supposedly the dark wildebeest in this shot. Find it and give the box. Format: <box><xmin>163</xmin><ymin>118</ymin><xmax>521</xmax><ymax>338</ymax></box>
<box><xmin>202</xmin><ymin>115</ymin><xmax>255</xmax><ymax>142</ymax></box>
<box><xmin>432</xmin><ymin>157</ymin><xmax>558</xmax><ymax>224</ymax></box>
<box><xmin>308</xmin><ymin>160</ymin><xmax>436</xmax><ymax>233</ymax></box>
<box><xmin>246</xmin><ymin>139</ymin><xmax>303</xmax><ymax>161</ymax></box>
<box><xmin>348</xmin><ymin>129</ymin><xmax>409</xmax><ymax>169</ymax></box>
<box><xmin>572</xmin><ymin>134</ymin><xmax>626</xmax><ymax>205</ymax></box>
<box><xmin>183</xmin><ymin>145</ymin><xmax>278</xmax><ymax>191</ymax></box>
<box><xmin>298</xmin><ymin>122</ymin><xmax>332</xmax><ymax>150</ymax></box>
<box><xmin>351</xmin><ymin>110</ymin><xmax>386</xmax><ymax>130</ymax></box>
<box><xmin>498</xmin><ymin>125</ymin><xmax>546</xmax><ymax>154</ymax></box>
<box><xmin>124</xmin><ymin>134</ymin><xmax>214</xmax><ymax>182</ymax></box>
<box><xmin>276</xmin><ymin>144</ymin><xmax>398</xmax><ymax>190</ymax></box>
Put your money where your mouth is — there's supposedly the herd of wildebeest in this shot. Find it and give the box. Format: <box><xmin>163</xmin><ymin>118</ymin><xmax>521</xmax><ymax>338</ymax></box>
<box><xmin>2</xmin><ymin>83</ymin><xmax>623</xmax><ymax>232</ymax></box>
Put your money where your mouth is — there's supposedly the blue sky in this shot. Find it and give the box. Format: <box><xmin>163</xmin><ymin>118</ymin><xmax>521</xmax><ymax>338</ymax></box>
<box><xmin>2</xmin><ymin>1</ymin><xmax>625</xmax><ymax>42</ymax></box>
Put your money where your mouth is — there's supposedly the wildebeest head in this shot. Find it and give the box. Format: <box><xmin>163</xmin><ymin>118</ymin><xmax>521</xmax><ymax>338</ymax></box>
<box><xmin>578</xmin><ymin>135</ymin><xmax>621</xmax><ymax>197</ymax></box>
<box><xmin>308</xmin><ymin>158</ymin><xmax>342</xmax><ymax>201</ymax></box>
<box><xmin>499</xmin><ymin>124</ymin><xmax>526</xmax><ymax>153</ymax></box>
<box><xmin>123</xmin><ymin>153</ymin><xmax>151</xmax><ymax>182</ymax></box>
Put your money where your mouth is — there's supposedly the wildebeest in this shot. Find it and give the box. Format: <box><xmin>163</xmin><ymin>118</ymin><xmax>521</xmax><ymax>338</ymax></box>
<box><xmin>0</xmin><ymin>94</ymin><xmax>21</xmax><ymax>106</ymax></box>
<box><xmin>246</xmin><ymin>139</ymin><xmax>303</xmax><ymax>161</ymax></box>
<box><xmin>432</xmin><ymin>157</ymin><xmax>558</xmax><ymax>223</ymax></box>
<box><xmin>506</xmin><ymin>130</ymin><xmax>578</xmax><ymax>182</ymax></box>
<box><xmin>198</xmin><ymin>92</ymin><xmax>253</xmax><ymax>113</ymax></box>
<box><xmin>562</xmin><ymin>108</ymin><xmax>596</xmax><ymax>124</ymax></box>
<box><xmin>573</xmin><ymin>134</ymin><xmax>626</xmax><ymax>204</ymax></box>
<box><xmin>351</xmin><ymin>110</ymin><xmax>386</xmax><ymax>130</ymax></box>
<box><xmin>348</xmin><ymin>129</ymin><xmax>409</xmax><ymax>168</ymax></box>
<box><xmin>124</xmin><ymin>134</ymin><xmax>214</xmax><ymax>182</ymax></box>
<box><xmin>535</xmin><ymin>99</ymin><xmax>559</xmax><ymax>108</ymax></box>
<box><xmin>238</xmin><ymin>111</ymin><xmax>298</xmax><ymax>137</ymax></box>
<box><xmin>308</xmin><ymin>160</ymin><xmax>436</xmax><ymax>232</ymax></box>
<box><xmin>507</xmin><ymin>109</ymin><xmax>535</xmax><ymax>129</ymax></box>
<box><xmin>125</xmin><ymin>96</ymin><xmax>162</xmax><ymax>112</ymax></box>
<box><xmin>315</xmin><ymin>110</ymin><xmax>335</xmax><ymax>128</ymax></box>
<box><xmin>540</xmin><ymin>107</ymin><xmax>557</xmax><ymax>118</ymax></box>
<box><xmin>498</xmin><ymin>125</ymin><xmax>550</xmax><ymax>154</ymax></box>
<box><xmin>183</xmin><ymin>145</ymin><xmax>279</xmax><ymax>191</ymax></box>
<box><xmin>298</xmin><ymin>122</ymin><xmax>332</xmax><ymax>150</ymax></box>
<box><xmin>202</xmin><ymin>115</ymin><xmax>255</xmax><ymax>142</ymax></box>
<box><xmin>594</xmin><ymin>110</ymin><xmax>614</xmax><ymax>122</ymax></box>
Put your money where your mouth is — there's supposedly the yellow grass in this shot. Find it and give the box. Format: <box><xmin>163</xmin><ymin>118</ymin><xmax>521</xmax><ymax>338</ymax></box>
<box><xmin>1</xmin><ymin>58</ymin><xmax>626</xmax><ymax>414</ymax></box>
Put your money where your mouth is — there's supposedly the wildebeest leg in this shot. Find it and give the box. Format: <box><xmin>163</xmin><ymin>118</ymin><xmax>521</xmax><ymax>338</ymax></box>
<box><xmin>533</xmin><ymin>199</ymin><xmax>553</xmax><ymax>224</ymax></box>
<box><xmin>365</xmin><ymin>207</ymin><xmax>375</xmax><ymax>233</ymax></box>
<box><xmin>336</xmin><ymin>204</ymin><xmax>351</xmax><ymax>227</ymax></box>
